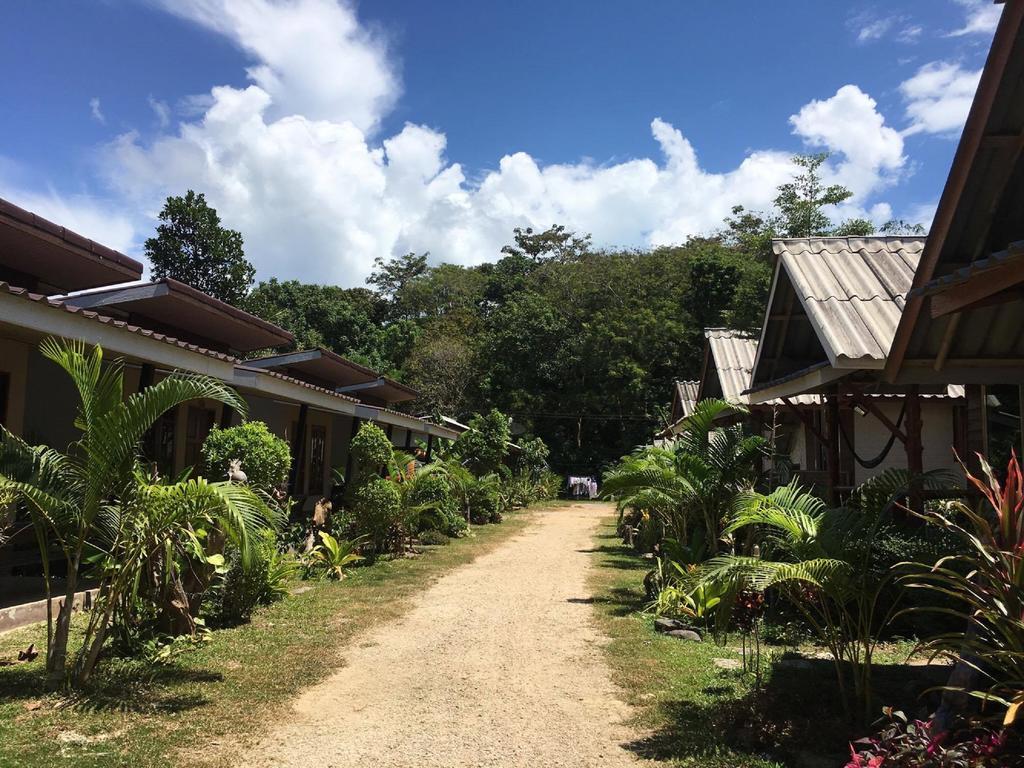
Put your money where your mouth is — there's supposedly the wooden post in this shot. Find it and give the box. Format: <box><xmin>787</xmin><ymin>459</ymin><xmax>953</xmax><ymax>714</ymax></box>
<box><xmin>906</xmin><ymin>385</ymin><xmax>924</xmax><ymax>511</ymax></box>
<box><xmin>344</xmin><ymin>416</ymin><xmax>361</xmax><ymax>485</ymax></box>
<box><xmin>825</xmin><ymin>391</ymin><xmax>841</xmax><ymax>506</ymax></box>
<box><xmin>426</xmin><ymin>434</ymin><xmax>434</xmax><ymax>461</ymax></box>
<box><xmin>287</xmin><ymin>403</ymin><xmax>309</xmax><ymax>497</ymax></box>
<box><xmin>138</xmin><ymin>363</ymin><xmax>155</xmax><ymax>392</ymax></box>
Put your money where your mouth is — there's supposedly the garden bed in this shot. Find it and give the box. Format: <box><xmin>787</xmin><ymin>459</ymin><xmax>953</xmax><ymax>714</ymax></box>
<box><xmin>586</xmin><ymin>516</ymin><xmax>952</xmax><ymax>768</ymax></box>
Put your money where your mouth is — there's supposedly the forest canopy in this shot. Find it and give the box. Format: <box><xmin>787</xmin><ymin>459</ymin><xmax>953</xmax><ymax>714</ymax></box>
<box><xmin>229</xmin><ymin>154</ymin><xmax>921</xmax><ymax>473</ymax></box>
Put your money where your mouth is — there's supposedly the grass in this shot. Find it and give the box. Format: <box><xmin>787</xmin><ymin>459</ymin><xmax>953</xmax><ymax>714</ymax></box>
<box><xmin>586</xmin><ymin>515</ymin><xmax>950</xmax><ymax>768</ymax></box>
<box><xmin>0</xmin><ymin>509</ymin><xmax>536</xmax><ymax>768</ymax></box>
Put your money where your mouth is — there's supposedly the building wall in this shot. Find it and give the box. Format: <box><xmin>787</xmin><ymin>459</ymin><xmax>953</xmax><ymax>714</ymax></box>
<box><xmin>0</xmin><ymin>337</ymin><xmax>29</xmax><ymax>436</ymax></box>
<box><xmin>853</xmin><ymin>400</ymin><xmax>959</xmax><ymax>484</ymax></box>
<box><xmin>23</xmin><ymin>346</ymin><xmax>80</xmax><ymax>449</ymax></box>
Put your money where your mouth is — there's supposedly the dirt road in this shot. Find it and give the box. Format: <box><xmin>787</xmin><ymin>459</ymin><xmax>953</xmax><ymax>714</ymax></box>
<box><xmin>242</xmin><ymin>502</ymin><xmax>646</xmax><ymax>767</ymax></box>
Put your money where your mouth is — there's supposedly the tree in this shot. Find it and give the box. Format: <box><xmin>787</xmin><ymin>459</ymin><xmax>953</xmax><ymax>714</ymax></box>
<box><xmin>774</xmin><ymin>153</ymin><xmax>854</xmax><ymax>238</ymax></box>
<box><xmin>0</xmin><ymin>339</ymin><xmax>248</xmax><ymax>686</ymax></box>
<box><xmin>367</xmin><ymin>252</ymin><xmax>428</xmax><ymax>305</ymax></box>
<box><xmin>145</xmin><ymin>191</ymin><xmax>255</xmax><ymax>304</ymax></box>
<box><xmin>500</xmin><ymin>224</ymin><xmax>591</xmax><ymax>263</ymax></box>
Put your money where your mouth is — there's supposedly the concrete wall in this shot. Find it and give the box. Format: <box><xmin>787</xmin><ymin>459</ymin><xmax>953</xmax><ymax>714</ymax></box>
<box><xmin>0</xmin><ymin>337</ymin><xmax>29</xmax><ymax>436</ymax></box>
<box><xmin>853</xmin><ymin>400</ymin><xmax>959</xmax><ymax>484</ymax></box>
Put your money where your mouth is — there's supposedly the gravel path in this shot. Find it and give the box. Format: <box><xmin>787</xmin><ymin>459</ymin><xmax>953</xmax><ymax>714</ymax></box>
<box><xmin>241</xmin><ymin>502</ymin><xmax>647</xmax><ymax>767</ymax></box>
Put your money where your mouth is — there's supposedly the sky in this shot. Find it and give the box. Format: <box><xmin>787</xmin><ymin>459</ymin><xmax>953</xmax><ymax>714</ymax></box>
<box><xmin>0</xmin><ymin>0</ymin><xmax>1004</xmax><ymax>286</ymax></box>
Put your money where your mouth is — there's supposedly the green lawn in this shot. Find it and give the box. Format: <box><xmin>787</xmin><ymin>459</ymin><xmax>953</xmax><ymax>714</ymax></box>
<box><xmin>586</xmin><ymin>516</ymin><xmax>947</xmax><ymax>768</ymax></box>
<box><xmin>0</xmin><ymin>510</ymin><xmax>536</xmax><ymax>768</ymax></box>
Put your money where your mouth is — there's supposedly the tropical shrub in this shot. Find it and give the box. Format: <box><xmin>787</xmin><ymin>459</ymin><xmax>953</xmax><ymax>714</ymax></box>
<box><xmin>602</xmin><ymin>399</ymin><xmax>765</xmax><ymax>555</ymax></box>
<box><xmin>468</xmin><ymin>477</ymin><xmax>502</xmax><ymax>524</ymax></box>
<box><xmin>304</xmin><ymin>531</ymin><xmax>364</xmax><ymax>579</ymax></box>
<box><xmin>349</xmin><ymin>422</ymin><xmax>394</xmax><ymax>482</ymax></box>
<box><xmin>201</xmin><ymin>421</ymin><xmax>291</xmax><ymax>492</ymax></box>
<box><xmin>516</xmin><ymin>436</ymin><xmax>550</xmax><ymax>481</ymax></box>
<box><xmin>204</xmin><ymin>528</ymin><xmax>298</xmax><ymax>626</ymax></box>
<box><xmin>411</xmin><ymin>472</ymin><xmax>466</xmax><ymax>537</ymax></box>
<box><xmin>0</xmin><ymin>339</ymin><xmax>249</xmax><ymax>687</ymax></box>
<box><xmin>846</xmin><ymin>709</ymin><xmax>1021</xmax><ymax>767</ymax></box>
<box><xmin>902</xmin><ymin>452</ymin><xmax>1024</xmax><ymax>723</ymax></box>
<box><xmin>352</xmin><ymin>476</ymin><xmax>402</xmax><ymax>553</ymax></box>
<box><xmin>418</xmin><ymin>529</ymin><xmax>450</xmax><ymax>546</ymax></box>
<box><xmin>702</xmin><ymin>470</ymin><xmax>955</xmax><ymax>721</ymax></box>
<box><xmin>453</xmin><ymin>409</ymin><xmax>511</xmax><ymax>476</ymax></box>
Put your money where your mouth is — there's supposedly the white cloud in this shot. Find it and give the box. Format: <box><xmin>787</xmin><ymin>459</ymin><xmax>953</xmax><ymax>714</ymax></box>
<box><xmin>23</xmin><ymin>0</ymin><xmax>909</xmax><ymax>286</ymax></box>
<box><xmin>148</xmin><ymin>96</ymin><xmax>171</xmax><ymax>129</ymax></box>
<box><xmin>899</xmin><ymin>61</ymin><xmax>981</xmax><ymax>136</ymax></box>
<box><xmin>0</xmin><ymin>182</ymin><xmax>135</xmax><ymax>254</ymax></box>
<box><xmin>848</xmin><ymin>10</ymin><xmax>921</xmax><ymax>45</ymax></box>
<box><xmin>949</xmin><ymin>0</ymin><xmax>1002</xmax><ymax>37</ymax></box>
<box><xmin>154</xmin><ymin>0</ymin><xmax>399</xmax><ymax>133</ymax></box>
<box><xmin>89</xmin><ymin>97</ymin><xmax>105</xmax><ymax>124</ymax></box>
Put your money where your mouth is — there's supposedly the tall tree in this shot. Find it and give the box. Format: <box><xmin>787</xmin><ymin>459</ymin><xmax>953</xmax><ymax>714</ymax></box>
<box><xmin>774</xmin><ymin>153</ymin><xmax>854</xmax><ymax>238</ymax></box>
<box><xmin>145</xmin><ymin>191</ymin><xmax>255</xmax><ymax>304</ymax></box>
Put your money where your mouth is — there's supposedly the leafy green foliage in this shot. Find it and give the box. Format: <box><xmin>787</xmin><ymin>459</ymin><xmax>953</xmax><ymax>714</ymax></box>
<box><xmin>145</xmin><ymin>190</ymin><xmax>255</xmax><ymax>304</ymax></box>
<box><xmin>0</xmin><ymin>338</ymin><xmax>249</xmax><ymax>687</ymax></box>
<box><xmin>453</xmin><ymin>409</ymin><xmax>510</xmax><ymax>476</ymax></box>
<box><xmin>349</xmin><ymin>422</ymin><xmax>393</xmax><ymax>480</ymax></box>
<box><xmin>204</xmin><ymin>529</ymin><xmax>298</xmax><ymax>625</ymax></box>
<box><xmin>418</xmin><ymin>529</ymin><xmax>450</xmax><ymax>546</ymax></box>
<box><xmin>902</xmin><ymin>453</ymin><xmax>1024</xmax><ymax>720</ymax></box>
<box><xmin>351</xmin><ymin>477</ymin><xmax>402</xmax><ymax>554</ymax></box>
<box><xmin>201</xmin><ymin>421</ymin><xmax>292</xmax><ymax>493</ymax></box>
<box><xmin>304</xmin><ymin>531</ymin><xmax>364</xmax><ymax>580</ymax></box>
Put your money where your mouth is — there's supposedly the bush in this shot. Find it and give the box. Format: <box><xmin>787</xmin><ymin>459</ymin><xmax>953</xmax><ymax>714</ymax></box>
<box><xmin>202</xmin><ymin>421</ymin><xmax>291</xmax><ymax>493</ymax></box>
<box><xmin>453</xmin><ymin>409</ymin><xmax>511</xmax><ymax>476</ymax></box>
<box><xmin>349</xmin><ymin>422</ymin><xmax>393</xmax><ymax>480</ymax></box>
<box><xmin>418</xmin><ymin>529</ymin><xmax>450</xmax><ymax>546</ymax></box>
<box><xmin>352</xmin><ymin>476</ymin><xmax>402</xmax><ymax>553</ymax></box>
<box><xmin>469</xmin><ymin>483</ymin><xmax>501</xmax><ymax>524</ymax></box>
<box><xmin>412</xmin><ymin>473</ymin><xmax>467</xmax><ymax>538</ymax></box>
<box><xmin>203</xmin><ymin>529</ymin><xmax>297</xmax><ymax>626</ymax></box>
<box><xmin>846</xmin><ymin>710</ymin><xmax>1022</xmax><ymax>767</ymax></box>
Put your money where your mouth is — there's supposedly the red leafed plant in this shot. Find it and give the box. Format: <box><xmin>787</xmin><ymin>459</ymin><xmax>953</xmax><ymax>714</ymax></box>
<box><xmin>846</xmin><ymin>709</ymin><xmax>1020</xmax><ymax>767</ymax></box>
<box><xmin>900</xmin><ymin>450</ymin><xmax>1024</xmax><ymax>722</ymax></box>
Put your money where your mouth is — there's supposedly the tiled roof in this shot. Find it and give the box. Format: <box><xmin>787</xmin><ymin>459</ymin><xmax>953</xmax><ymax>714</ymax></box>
<box><xmin>772</xmin><ymin>237</ymin><xmax>925</xmax><ymax>367</ymax></box>
<box><xmin>0</xmin><ymin>197</ymin><xmax>143</xmax><ymax>275</ymax></box>
<box><xmin>0</xmin><ymin>281</ymin><xmax>237</xmax><ymax>363</ymax></box>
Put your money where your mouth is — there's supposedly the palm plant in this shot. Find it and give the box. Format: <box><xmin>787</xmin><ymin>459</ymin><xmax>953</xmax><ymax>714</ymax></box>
<box><xmin>0</xmin><ymin>338</ymin><xmax>246</xmax><ymax>687</ymax></box>
<box><xmin>305</xmin><ymin>531</ymin><xmax>364</xmax><ymax>580</ymax></box>
<box><xmin>78</xmin><ymin>472</ymin><xmax>280</xmax><ymax>683</ymax></box>
<box><xmin>702</xmin><ymin>470</ymin><xmax>954</xmax><ymax>721</ymax></box>
<box><xmin>602</xmin><ymin>398</ymin><xmax>765</xmax><ymax>553</ymax></box>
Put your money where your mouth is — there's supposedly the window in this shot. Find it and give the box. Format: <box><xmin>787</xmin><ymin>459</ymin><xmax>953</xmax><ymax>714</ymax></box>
<box><xmin>184</xmin><ymin>406</ymin><xmax>215</xmax><ymax>470</ymax></box>
<box><xmin>309</xmin><ymin>425</ymin><xmax>326</xmax><ymax>496</ymax></box>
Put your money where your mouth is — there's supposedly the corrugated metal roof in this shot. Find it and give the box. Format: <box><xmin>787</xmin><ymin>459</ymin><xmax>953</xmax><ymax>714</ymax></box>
<box><xmin>773</xmin><ymin>237</ymin><xmax>925</xmax><ymax>368</ymax></box>
<box><xmin>674</xmin><ymin>380</ymin><xmax>699</xmax><ymax>419</ymax></box>
<box><xmin>706</xmin><ymin>328</ymin><xmax>818</xmax><ymax>406</ymax></box>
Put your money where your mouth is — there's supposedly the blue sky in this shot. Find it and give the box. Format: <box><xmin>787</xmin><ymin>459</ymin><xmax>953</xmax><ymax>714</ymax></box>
<box><xmin>0</xmin><ymin>0</ymin><xmax>1002</xmax><ymax>285</ymax></box>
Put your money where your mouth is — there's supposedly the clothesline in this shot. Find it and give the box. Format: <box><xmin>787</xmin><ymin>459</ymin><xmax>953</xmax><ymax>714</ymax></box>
<box><xmin>567</xmin><ymin>475</ymin><xmax>598</xmax><ymax>499</ymax></box>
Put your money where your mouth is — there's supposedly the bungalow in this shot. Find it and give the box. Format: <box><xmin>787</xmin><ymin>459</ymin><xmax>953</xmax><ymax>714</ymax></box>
<box><xmin>0</xmin><ymin>196</ymin><xmax>458</xmax><ymax>583</ymax></box>
<box><xmin>745</xmin><ymin>236</ymin><xmax>965</xmax><ymax>501</ymax></box>
<box><xmin>885</xmin><ymin>0</ymin><xmax>1024</xmax><ymax>470</ymax></box>
<box><xmin>655</xmin><ymin>379</ymin><xmax>699</xmax><ymax>442</ymax></box>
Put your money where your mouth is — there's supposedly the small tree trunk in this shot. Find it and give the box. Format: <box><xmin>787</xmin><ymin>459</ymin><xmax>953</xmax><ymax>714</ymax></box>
<box><xmin>46</xmin><ymin>556</ymin><xmax>79</xmax><ymax>688</ymax></box>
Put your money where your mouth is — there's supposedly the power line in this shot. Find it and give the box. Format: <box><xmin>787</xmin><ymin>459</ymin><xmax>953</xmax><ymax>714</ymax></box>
<box><xmin>506</xmin><ymin>411</ymin><xmax>657</xmax><ymax>422</ymax></box>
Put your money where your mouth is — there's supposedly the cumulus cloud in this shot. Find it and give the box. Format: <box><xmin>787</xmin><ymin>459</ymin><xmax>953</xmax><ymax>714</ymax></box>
<box><xmin>949</xmin><ymin>0</ymin><xmax>1002</xmax><ymax>37</ymax></box>
<box><xmin>31</xmin><ymin>0</ymin><xmax>909</xmax><ymax>286</ymax></box>
<box><xmin>89</xmin><ymin>97</ymin><xmax>105</xmax><ymax>124</ymax></box>
<box><xmin>153</xmin><ymin>0</ymin><xmax>399</xmax><ymax>133</ymax></box>
<box><xmin>899</xmin><ymin>61</ymin><xmax>982</xmax><ymax>136</ymax></box>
